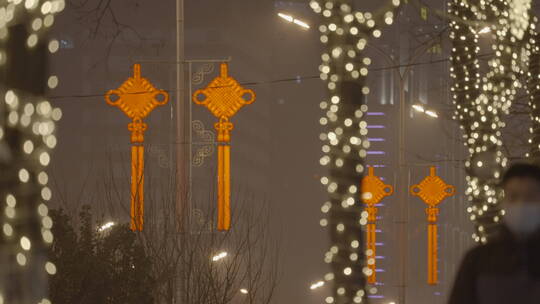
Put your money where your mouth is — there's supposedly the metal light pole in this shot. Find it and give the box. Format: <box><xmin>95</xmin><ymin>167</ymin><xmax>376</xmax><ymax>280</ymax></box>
<box><xmin>397</xmin><ymin>75</ymin><xmax>408</xmax><ymax>304</ymax></box>
<box><xmin>369</xmin><ymin>33</ymin><xmax>438</xmax><ymax>302</ymax></box>
<box><xmin>176</xmin><ymin>1</ymin><xmax>187</xmax><ymax>304</ymax></box>
<box><xmin>176</xmin><ymin>0</ymin><xmax>188</xmax><ymax>232</ymax></box>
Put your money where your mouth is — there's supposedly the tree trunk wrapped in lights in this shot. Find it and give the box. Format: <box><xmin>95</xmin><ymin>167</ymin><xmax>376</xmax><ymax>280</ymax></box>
<box><xmin>0</xmin><ymin>3</ymin><xmax>65</xmax><ymax>303</ymax></box>
<box><xmin>524</xmin><ymin>17</ymin><xmax>540</xmax><ymax>163</ymax></box>
<box><xmin>310</xmin><ymin>0</ymin><xmax>400</xmax><ymax>302</ymax></box>
<box><xmin>449</xmin><ymin>0</ymin><xmax>532</xmax><ymax>243</ymax></box>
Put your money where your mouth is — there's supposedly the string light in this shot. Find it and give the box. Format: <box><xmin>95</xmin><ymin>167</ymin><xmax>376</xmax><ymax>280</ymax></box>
<box><xmin>524</xmin><ymin>16</ymin><xmax>540</xmax><ymax>162</ymax></box>
<box><xmin>449</xmin><ymin>0</ymin><xmax>531</xmax><ymax>242</ymax></box>
<box><xmin>311</xmin><ymin>0</ymin><xmax>400</xmax><ymax>302</ymax></box>
<box><xmin>0</xmin><ymin>0</ymin><xmax>64</xmax><ymax>303</ymax></box>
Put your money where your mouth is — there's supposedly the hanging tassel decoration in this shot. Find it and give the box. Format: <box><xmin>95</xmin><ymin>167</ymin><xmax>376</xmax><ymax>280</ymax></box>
<box><xmin>193</xmin><ymin>63</ymin><xmax>255</xmax><ymax>230</ymax></box>
<box><xmin>410</xmin><ymin>166</ymin><xmax>455</xmax><ymax>285</ymax></box>
<box><xmin>105</xmin><ymin>64</ymin><xmax>169</xmax><ymax>231</ymax></box>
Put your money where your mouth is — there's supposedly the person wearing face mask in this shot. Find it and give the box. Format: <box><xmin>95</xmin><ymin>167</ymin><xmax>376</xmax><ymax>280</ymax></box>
<box><xmin>448</xmin><ymin>162</ymin><xmax>540</xmax><ymax>304</ymax></box>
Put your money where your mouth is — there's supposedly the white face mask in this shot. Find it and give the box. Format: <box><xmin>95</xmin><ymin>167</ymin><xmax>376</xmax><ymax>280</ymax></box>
<box><xmin>503</xmin><ymin>203</ymin><xmax>540</xmax><ymax>237</ymax></box>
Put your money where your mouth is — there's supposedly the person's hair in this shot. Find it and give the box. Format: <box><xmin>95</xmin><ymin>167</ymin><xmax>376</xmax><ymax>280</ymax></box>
<box><xmin>501</xmin><ymin>162</ymin><xmax>540</xmax><ymax>186</ymax></box>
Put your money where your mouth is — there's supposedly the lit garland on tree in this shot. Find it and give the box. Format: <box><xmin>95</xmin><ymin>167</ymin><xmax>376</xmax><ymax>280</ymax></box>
<box><xmin>449</xmin><ymin>0</ymin><xmax>532</xmax><ymax>242</ymax></box>
<box><xmin>310</xmin><ymin>0</ymin><xmax>400</xmax><ymax>302</ymax></box>
<box><xmin>524</xmin><ymin>16</ymin><xmax>540</xmax><ymax>162</ymax></box>
<box><xmin>0</xmin><ymin>1</ymin><xmax>64</xmax><ymax>303</ymax></box>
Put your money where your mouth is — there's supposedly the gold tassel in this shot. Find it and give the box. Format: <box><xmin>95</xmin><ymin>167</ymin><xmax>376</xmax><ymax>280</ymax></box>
<box><xmin>366</xmin><ymin>219</ymin><xmax>377</xmax><ymax>283</ymax></box>
<box><xmin>130</xmin><ymin>145</ymin><xmax>144</xmax><ymax>231</ymax></box>
<box><xmin>217</xmin><ymin>144</ymin><xmax>231</xmax><ymax>231</ymax></box>
<box><xmin>361</xmin><ymin>166</ymin><xmax>393</xmax><ymax>284</ymax></box>
<box><xmin>427</xmin><ymin>222</ymin><xmax>438</xmax><ymax>284</ymax></box>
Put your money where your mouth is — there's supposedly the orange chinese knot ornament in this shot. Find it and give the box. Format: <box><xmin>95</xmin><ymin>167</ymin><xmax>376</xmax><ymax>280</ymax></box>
<box><xmin>192</xmin><ymin>63</ymin><xmax>255</xmax><ymax>231</ymax></box>
<box><xmin>410</xmin><ymin>166</ymin><xmax>455</xmax><ymax>285</ymax></box>
<box><xmin>105</xmin><ymin>64</ymin><xmax>169</xmax><ymax>231</ymax></box>
<box><xmin>361</xmin><ymin>166</ymin><xmax>393</xmax><ymax>283</ymax></box>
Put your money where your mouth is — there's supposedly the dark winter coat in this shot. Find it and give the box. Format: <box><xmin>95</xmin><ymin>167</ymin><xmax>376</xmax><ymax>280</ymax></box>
<box><xmin>448</xmin><ymin>226</ymin><xmax>540</xmax><ymax>304</ymax></box>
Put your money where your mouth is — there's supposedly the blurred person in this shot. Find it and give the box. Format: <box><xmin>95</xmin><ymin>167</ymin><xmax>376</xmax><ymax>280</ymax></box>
<box><xmin>448</xmin><ymin>163</ymin><xmax>540</xmax><ymax>304</ymax></box>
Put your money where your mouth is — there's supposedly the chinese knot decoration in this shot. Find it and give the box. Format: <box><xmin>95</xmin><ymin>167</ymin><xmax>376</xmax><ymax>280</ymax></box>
<box><xmin>410</xmin><ymin>166</ymin><xmax>455</xmax><ymax>285</ymax></box>
<box><xmin>192</xmin><ymin>63</ymin><xmax>255</xmax><ymax>231</ymax></box>
<box><xmin>105</xmin><ymin>64</ymin><xmax>169</xmax><ymax>231</ymax></box>
<box><xmin>361</xmin><ymin>166</ymin><xmax>393</xmax><ymax>283</ymax></box>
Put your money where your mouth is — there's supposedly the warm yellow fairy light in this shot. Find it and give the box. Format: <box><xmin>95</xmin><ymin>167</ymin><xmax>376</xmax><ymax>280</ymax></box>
<box><xmin>523</xmin><ymin>16</ymin><xmax>540</xmax><ymax>162</ymax></box>
<box><xmin>478</xmin><ymin>26</ymin><xmax>491</xmax><ymax>34</ymax></box>
<box><xmin>449</xmin><ymin>0</ymin><xmax>531</xmax><ymax>242</ymax></box>
<box><xmin>0</xmin><ymin>1</ymin><xmax>65</xmax><ymax>302</ymax></box>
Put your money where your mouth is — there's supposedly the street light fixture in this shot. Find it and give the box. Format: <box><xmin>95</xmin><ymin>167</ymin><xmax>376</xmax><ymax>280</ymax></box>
<box><xmin>211</xmin><ymin>251</ymin><xmax>228</xmax><ymax>262</ymax></box>
<box><xmin>278</xmin><ymin>12</ymin><xmax>293</xmax><ymax>22</ymax></box>
<box><xmin>277</xmin><ymin>12</ymin><xmax>310</xmax><ymax>29</ymax></box>
<box><xmin>412</xmin><ymin>104</ymin><xmax>425</xmax><ymax>113</ymax></box>
<box><xmin>98</xmin><ymin>221</ymin><xmax>115</xmax><ymax>232</ymax></box>
<box><xmin>412</xmin><ymin>104</ymin><xmax>438</xmax><ymax>118</ymax></box>
<box><xmin>425</xmin><ymin>110</ymin><xmax>438</xmax><ymax>118</ymax></box>
<box><xmin>293</xmin><ymin>19</ymin><xmax>310</xmax><ymax>29</ymax></box>
<box><xmin>310</xmin><ymin>281</ymin><xmax>325</xmax><ymax>290</ymax></box>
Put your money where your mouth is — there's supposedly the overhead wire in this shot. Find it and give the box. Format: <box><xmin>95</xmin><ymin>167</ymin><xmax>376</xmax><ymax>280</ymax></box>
<box><xmin>47</xmin><ymin>52</ymin><xmax>494</xmax><ymax>101</ymax></box>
